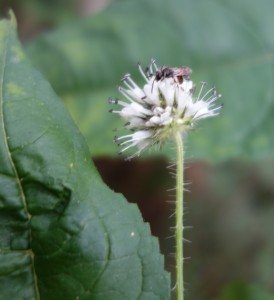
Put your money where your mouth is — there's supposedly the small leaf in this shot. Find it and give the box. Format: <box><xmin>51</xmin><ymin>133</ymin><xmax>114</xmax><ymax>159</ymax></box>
<box><xmin>0</xmin><ymin>13</ymin><xmax>170</xmax><ymax>299</ymax></box>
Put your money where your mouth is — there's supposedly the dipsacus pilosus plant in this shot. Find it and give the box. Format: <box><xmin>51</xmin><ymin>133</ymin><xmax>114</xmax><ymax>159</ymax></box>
<box><xmin>109</xmin><ymin>59</ymin><xmax>222</xmax><ymax>300</ymax></box>
<box><xmin>109</xmin><ymin>59</ymin><xmax>221</xmax><ymax>160</ymax></box>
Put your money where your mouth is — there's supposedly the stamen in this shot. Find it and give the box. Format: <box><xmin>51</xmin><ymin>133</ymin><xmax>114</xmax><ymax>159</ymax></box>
<box><xmin>206</xmin><ymin>92</ymin><xmax>222</xmax><ymax>105</ymax></box>
<box><xmin>204</xmin><ymin>94</ymin><xmax>216</xmax><ymax>102</ymax></box>
<box><xmin>118</xmin><ymin>139</ymin><xmax>134</xmax><ymax>146</ymax></box>
<box><xmin>210</xmin><ymin>106</ymin><xmax>222</xmax><ymax>113</ymax></box>
<box><xmin>137</xmin><ymin>63</ymin><xmax>149</xmax><ymax>82</ymax></box>
<box><xmin>218</xmin><ymin>104</ymin><xmax>224</xmax><ymax>112</ymax></box>
<box><xmin>119</xmin><ymin>143</ymin><xmax>136</xmax><ymax>154</ymax></box>
<box><xmin>118</xmin><ymin>86</ymin><xmax>135</xmax><ymax>103</ymax></box>
<box><xmin>200</xmin><ymin>87</ymin><xmax>215</xmax><ymax>101</ymax></box>
<box><xmin>121</xmin><ymin>73</ymin><xmax>141</xmax><ymax>92</ymax></box>
<box><xmin>108</xmin><ymin>97</ymin><xmax>126</xmax><ymax>105</ymax></box>
<box><xmin>118</xmin><ymin>100</ymin><xmax>129</xmax><ymax>107</ymax></box>
<box><xmin>125</xmin><ymin>150</ymin><xmax>141</xmax><ymax>161</ymax></box>
<box><xmin>122</xmin><ymin>80</ymin><xmax>134</xmax><ymax>91</ymax></box>
<box><xmin>152</xmin><ymin>59</ymin><xmax>158</xmax><ymax>72</ymax></box>
<box><xmin>144</xmin><ymin>66</ymin><xmax>151</xmax><ymax>77</ymax></box>
<box><xmin>121</xmin><ymin>73</ymin><xmax>131</xmax><ymax>82</ymax></box>
<box><xmin>124</xmin><ymin>75</ymin><xmax>140</xmax><ymax>89</ymax></box>
<box><xmin>114</xmin><ymin>133</ymin><xmax>135</xmax><ymax>141</ymax></box>
<box><xmin>206</xmin><ymin>95</ymin><xmax>219</xmax><ymax>105</ymax></box>
<box><xmin>197</xmin><ymin>81</ymin><xmax>207</xmax><ymax>100</ymax></box>
<box><xmin>149</xmin><ymin>58</ymin><xmax>156</xmax><ymax>74</ymax></box>
<box><xmin>109</xmin><ymin>109</ymin><xmax>121</xmax><ymax>114</ymax></box>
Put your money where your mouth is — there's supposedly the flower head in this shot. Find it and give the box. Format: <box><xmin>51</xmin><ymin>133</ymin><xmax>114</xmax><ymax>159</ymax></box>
<box><xmin>109</xmin><ymin>59</ymin><xmax>222</xmax><ymax>159</ymax></box>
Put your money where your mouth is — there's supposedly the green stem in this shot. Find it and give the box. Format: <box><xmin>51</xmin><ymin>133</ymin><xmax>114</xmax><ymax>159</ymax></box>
<box><xmin>174</xmin><ymin>132</ymin><xmax>184</xmax><ymax>300</ymax></box>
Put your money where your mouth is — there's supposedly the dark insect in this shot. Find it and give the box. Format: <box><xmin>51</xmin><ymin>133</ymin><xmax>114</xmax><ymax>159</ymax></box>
<box><xmin>145</xmin><ymin>65</ymin><xmax>192</xmax><ymax>93</ymax></box>
<box><xmin>153</xmin><ymin>66</ymin><xmax>192</xmax><ymax>84</ymax></box>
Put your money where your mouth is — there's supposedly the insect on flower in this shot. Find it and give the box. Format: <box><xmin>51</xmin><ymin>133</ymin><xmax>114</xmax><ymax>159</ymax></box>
<box><xmin>152</xmin><ymin>66</ymin><xmax>192</xmax><ymax>84</ymax></box>
<box><xmin>109</xmin><ymin>59</ymin><xmax>222</xmax><ymax>160</ymax></box>
<box><xmin>144</xmin><ymin>60</ymin><xmax>192</xmax><ymax>92</ymax></box>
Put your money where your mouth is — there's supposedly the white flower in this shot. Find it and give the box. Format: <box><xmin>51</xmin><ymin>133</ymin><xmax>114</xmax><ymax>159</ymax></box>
<box><xmin>109</xmin><ymin>60</ymin><xmax>222</xmax><ymax>159</ymax></box>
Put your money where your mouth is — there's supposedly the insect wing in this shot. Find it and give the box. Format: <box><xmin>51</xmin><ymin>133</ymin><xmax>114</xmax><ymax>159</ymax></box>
<box><xmin>172</xmin><ymin>67</ymin><xmax>192</xmax><ymax>77</ymax></box>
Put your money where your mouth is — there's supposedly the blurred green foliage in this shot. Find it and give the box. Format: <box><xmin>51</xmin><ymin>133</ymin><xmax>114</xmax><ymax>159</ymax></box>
<box><xmin>0</xmin><ymin>0</ymin><xmax>76</xmax><ymax>23</ymax></box>
<box><xmin>214</xmin><ymin>282</ymin><xmax>274</xmax><ymax>300</ymax></box>
<box><xmin>26</xmin><ymin>0</ymin><xmax>274</xmax><ymax>161</ymax></box>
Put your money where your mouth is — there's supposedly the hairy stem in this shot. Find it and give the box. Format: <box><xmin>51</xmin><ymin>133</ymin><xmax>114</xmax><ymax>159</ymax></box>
<box><xmin>174</xmin><ymin>132</ymin><xmax>184</xmax><ymax>300</ymax></box>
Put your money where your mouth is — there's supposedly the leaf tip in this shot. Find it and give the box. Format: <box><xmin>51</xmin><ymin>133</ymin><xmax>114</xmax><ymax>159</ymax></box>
<box><xmin>7</xmin><ymin>10</ymin><xmax>17</xmax><ymax>28</ymax></box>
<box><xmin>0</xmin><ymin>9</ymin><xmax>17</xmax><ymax>29</ymax></box>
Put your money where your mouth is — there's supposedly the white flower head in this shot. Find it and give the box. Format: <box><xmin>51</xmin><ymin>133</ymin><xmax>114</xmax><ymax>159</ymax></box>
<box><xmin>109</xmin><ymin>59</ymin><xmax>222</xmax><ymax>160</ymax></box>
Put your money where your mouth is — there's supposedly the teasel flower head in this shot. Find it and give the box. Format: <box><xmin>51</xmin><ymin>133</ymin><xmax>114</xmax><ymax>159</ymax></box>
<box><xmin>109</xmin><ymin>59</ymin><xmax>222</xmax><ymax>160</ymax></box>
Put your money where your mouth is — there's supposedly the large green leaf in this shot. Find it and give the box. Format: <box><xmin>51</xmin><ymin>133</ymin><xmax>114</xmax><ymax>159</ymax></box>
<box><xmin>0</xmin><ymin>13</ymin><xmax>170</xmax><ymax>299</ymax></box>
<box><xmin>26</xmin><ymin>0</ymin><xmax>274</xmax><ymax>160</ymax></box>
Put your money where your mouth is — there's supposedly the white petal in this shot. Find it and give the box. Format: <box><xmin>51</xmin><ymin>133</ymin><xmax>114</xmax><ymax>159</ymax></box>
<box><xmin>143</xmin><ymin>79</ymin><xmax>161</xmax><ymax>106</ymax></box>
<box><xmin>126</xmin><ymin>87</ymin><xmax>146</xmax><ymax>103</ymax></box>
<box><xmin>161</xmin><ymin>116</ymin><xmax>173</xmax><ymax>125</ymax></box>
<box><xmin>127</xmin><ymin>117</ymin><xmax>146</xmax><ymax>128</ymax></box>
<box><xmin>176</xmin><ymin>87</ymin><xmax>193</xmax><ymax>114</ymax></box>
<box><xmin>158</xmin><ymin>79</ymin><xmax>175</xmax><ymax>106</ymax></box>
<box><xmin>133</xmin><ymin>130</ymin><xmax>152</xmax><ymax>139</ymax></box>
<box><xmin>146</xmin><ymin>116</ymin><xmax>161</xmax><ymax>126</ymax></box>
<box><xmin>133</xmin><ymin>131</ymin><xmax>153</xmax><ymax>150</ymax></box>
<box><xmin>137</xmin><ymin>138</ymin><xmax>152</xmax><ymax>151</ymax></box>
<box><xmin>181</xmin><ymin>80</ymin><xmax>194</xmax><ymax>93</ymax></box>
<box><xmin>153</xmin><ymin>106</ymin><xmax>164</xmax><ymax>115</ymax></box>
<box><xmin>186</xmin><ymin>101</ymin><xmax>210</xmax><ymax>119</ymax></box>
<box><xmin>120</xmin><ymin>102</ymin><xmax>152</xmax><ymax>119</ymax></box>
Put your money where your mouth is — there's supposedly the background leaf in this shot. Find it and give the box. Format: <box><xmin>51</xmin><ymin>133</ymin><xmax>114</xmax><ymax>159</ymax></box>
<box><xmin>0</xmin><ymin>13</ymin><xmax>169</xmax><ymax>299</ymax></box>
<box><xmin>26</xmin><ymin>0</ymin><xmax>274</xmax><ymax>160</ymax></box>
<box><xmin>214</xmin><ymin>282</ymin><xmax>274</xmax><ymax>300</ymax></box>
